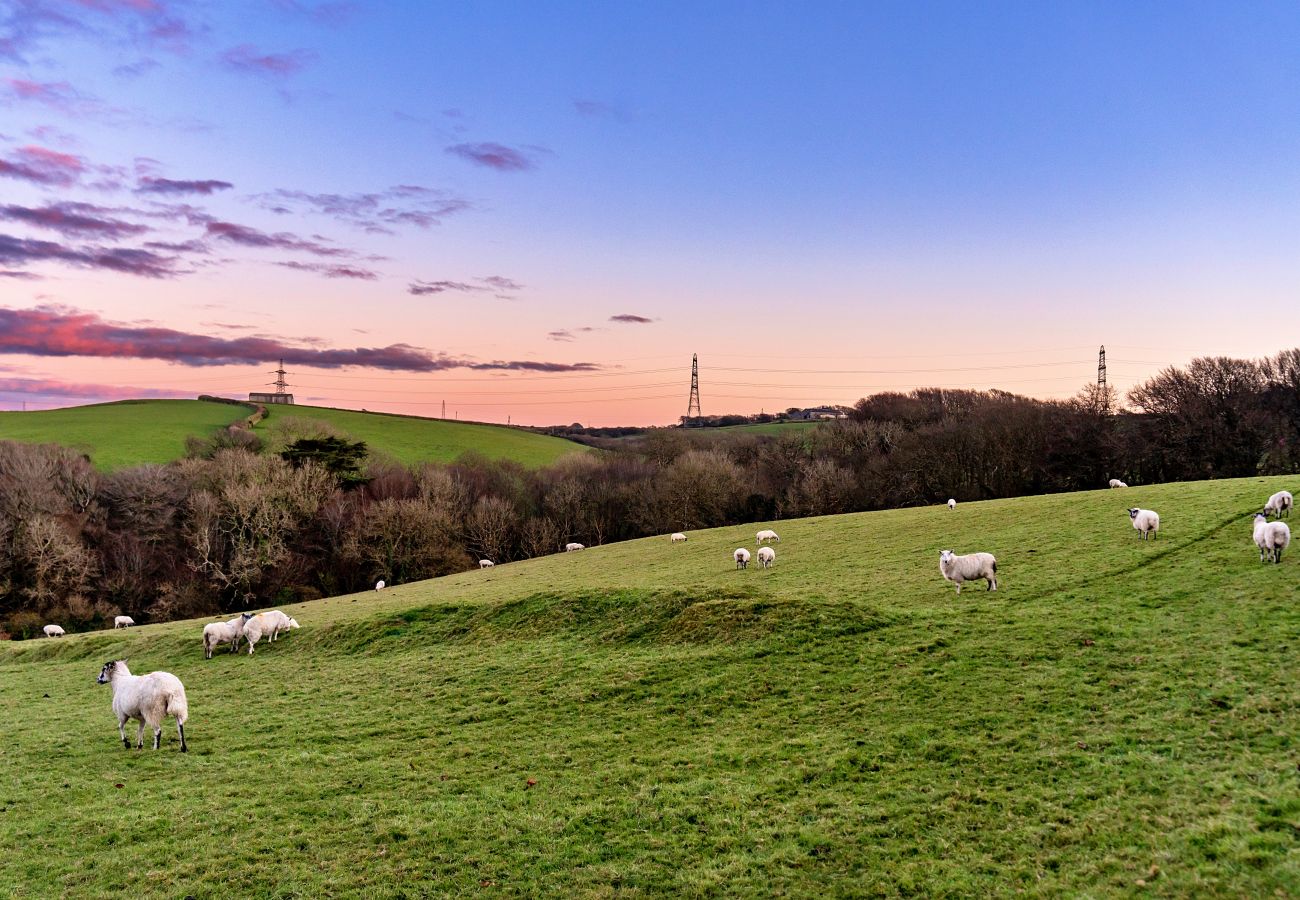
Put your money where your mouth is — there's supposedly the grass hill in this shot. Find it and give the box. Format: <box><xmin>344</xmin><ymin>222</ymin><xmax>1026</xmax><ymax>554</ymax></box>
<box><xmin>0</xmin><ymin>399</ymin><xmax>587</xmax><ymax>470</ymax></box>
<box><xmin>1</xmin><ymin>475</ymin><xmax>1296</xmax><ymax>896</ymax></box>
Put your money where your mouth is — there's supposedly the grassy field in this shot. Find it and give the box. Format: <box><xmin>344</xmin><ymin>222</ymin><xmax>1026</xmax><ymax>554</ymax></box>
<box><xmin>0</xmin><ymin>400</ymin><xmax>246</xmax><ymax>470</ymax></box>
<box><xmin>0</xmin><ymin>475</ymin><xmax>1297</xmax><ymax>896</ymax></box>
<box><xmin>699</xmin><ymin>420</ymin><xmax>821</xmax><ymax>436</ymax></box>
<box><xmin>254</xmin><ymin>404</ymin><xmax>587</xmax><ymax>468</ymax></box>
<box><xmin>0</xmin><ymin>399</ymin><xmax>587</xmax><ymax>470</ymax></box>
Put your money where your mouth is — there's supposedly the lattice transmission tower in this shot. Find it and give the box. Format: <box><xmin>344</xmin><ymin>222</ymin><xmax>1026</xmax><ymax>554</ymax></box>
<box><xmin>269</xmin><ymin>359</ymin><xmax>290</xmax><ymax>395</ymax></box>
<box><xmin>1097</xmin><ymin>345</ymin><xmax>1108</xmax><ymax>412</ymax></box>
<box><xmin>685</xmin><ymin>353</ymin><xmax>702</xmax><ymax>420</ymax></box>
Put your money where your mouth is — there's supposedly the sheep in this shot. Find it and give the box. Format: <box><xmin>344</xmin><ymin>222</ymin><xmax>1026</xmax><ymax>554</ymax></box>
<box><xmin>565</xmin><ymin>542</ymin><xmax>585</xmax><ymax>552</ymax></box>
<box><xmin>202</xmin><ymin>613</ymin><xmax>252</xmax><ymax>659</ymax></box>
<box><xmin>242</xmin><ymin>610</ymin><xmax>300</xmax><ymax>655</ymax></box>
<box><xmin>114</xmin><ymin>615</ymin><xmax>135</xmax><ymax>629</ymax></box>
<box><xmin>670</xmin><ymin>532</ymin><xmax>688</xmax><ymax>543</ymax></box>
<box><xmin>96</xmin><ymin>659</ymin><xmax>188</xmax><ymax>752</ymax></box>
<box><xmin>733</xmin><ymin>547</ymin><xmax>751</xmax><ymax>569</ymax></box>
<box><xmin>757</xmin><ymin>546</ymin><xmax>775</xmax><ymax>569</ymax></box>
<box><xmin>375</xmin><ymin>580</ymin><xmax>386</xmax><ymax>591</ymax></box>
<box><xmin>479</xmin><ymin>559</ymin><xmax>495</xmax><ymax>569</ymax></box>
<box><xmin>1127</xmin><ymin>508</ymin><xmax>1160</xmax><ymax>540</ymax></box>
<box><xmin>1252</xmin><ymin>513</ymin><xmax>1291</xmax><ymax>564</ymax></box>
<box><xmin>1109</xmin><ymin>479</ymin><xmax>1128</xmax><ymax>489</ymax></box>
<box><xmin>947</xmin><ymin>498</ymin><xmax>956</xmax><ymax>510</ymax></box>
<box><xmin>1264</xmin><ymin>490</ymin><xmax>1293</xmax><ymax>519</ymax></box>
<box><xmin>756</xmin><ymin>529</ymin><xmax>780</xmax><ymax>544</ymax></box>
<box><xmin>938</xmin><ymin>550</ymin><xmax>998</xmax><ymax>594</ymax></box>
<box><xmin>43</xmin><ymin>624</ymin><xmax>65</xmax><ymax>638</ymax></box>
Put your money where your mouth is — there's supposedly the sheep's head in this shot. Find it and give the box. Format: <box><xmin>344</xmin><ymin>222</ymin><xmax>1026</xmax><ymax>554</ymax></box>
<box><xmin>97</xmin><ymin>659</ymin><xmax>125</xmax><ymax>684</ymax></box>
<box><xmin>1255</xmin><ymin>512</ymin><xmax>1268</xmax><ymax>522</ymax></box>
<box><xmin>241</xmin><ymin>613</ymin><xmax>253</xmax><ymax>621</ymax></box>
<box><xmin>288</xmin><ymin>618</ymin><xmax>300</xmax><ymax>630</ymax></box>
<box><xmin>1127</xmin><ymin>508</ymin><xmax>1139</xmax><ymax>519</ymax></box>
<box><xmin>939</xmin><ymin>550</ymin><xmax>954</xmax><ymax>564</ymax></box>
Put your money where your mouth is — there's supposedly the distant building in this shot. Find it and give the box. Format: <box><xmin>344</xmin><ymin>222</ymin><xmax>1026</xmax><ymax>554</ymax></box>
<box><xmin>249</xmin><ymin>392</ymin><xmax>294</xmax><ymax>405</ymax></box>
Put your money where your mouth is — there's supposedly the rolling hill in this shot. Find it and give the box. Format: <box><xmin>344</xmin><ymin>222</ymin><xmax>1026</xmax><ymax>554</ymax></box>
<box><xmin>0</xmin><ymin>399</ymin><xmax>588</xmax><ymax>470</ymax></box>
<box><xmin>0</xmin><ymin>475</ymin><xmax>1296</xmax><ymax>895</ymax></box>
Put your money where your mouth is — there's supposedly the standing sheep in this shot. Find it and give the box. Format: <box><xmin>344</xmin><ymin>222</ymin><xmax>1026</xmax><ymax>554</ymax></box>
<box><xmin>375</xmin><ymin>580</ymin><xmax>386</xmax><ymax>591</ymax></box>
<box><xmin>1109</xmin><ymin>479</ymin><xmax>1128</xmax><ymax>489</ymax></box>
<box><xmin>479</xmin><ymin>559</ymin><xmax>495</xmax><ymax>569</ymax></box>
<box><xmin>114</xmin><ymin>616</ymin><xmax>135</xmax><ymax>629</ymax></box>
<box><xmin>670</xmin><ymin>533</ymin><xmax>688</xmax><ymax>543</ymax></box>
<box><xmin>1264</xmin><ymin>490</ymin><xmax>1293</xmax><ymax>519</ymax></box>
<box><xmin>1127</xmin><ymin>508</ymin><xmax>1160</xmax><ymax>540</ymax></box>
<box><xmin>938</xmin><ymin>550</ymin><xmax>998</xmax><ymax>594</ymax></box>
<box><xmin>565</xmin><ymin>542</ymin><xmax>585</xmax><ymax>552</ymax></box>
<box><xmin>202</xmin><ymin>613</ymin><xmax>252</xmax><ymax>659</ymax></box>
<box><xmin>97</xmin><ymin>659</ymin><xmax>188</xmax><ymax>752</ymax></box>
<box><xmin>734</xmin><ymin>548</ymin><xmax>751</xmax><ymax>569</ymax></box>
<box><xmin>43</xmin><ymin>624</ymin><xmax>65</xmax><ymax>638</ymax></box>
<box><xmin>757</xmin><ymin>546</ymin><xmax>776</xmax><ymax>569</ymax></box>
<box><xmin>756</xmin><ymin>529</ymin><xmax>780</xmax><ymax>544</ymax></box>
<box><xmin>242</xmin><ymin>611</ymin><xmax>300</xmax><ymax>655</ymax></box>
<box><xmin>947</xmin><ymin>498</ymin><xmax>956</xmax><ymax>510</ymax></box>
<box><xmin>1252</xmin><ymin>513</ymin><xmax>1291</xmax><ymax>564</ymax></box>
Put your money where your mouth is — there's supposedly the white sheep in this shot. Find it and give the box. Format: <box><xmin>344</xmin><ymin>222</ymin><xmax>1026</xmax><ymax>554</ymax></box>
<box><xmin>756</xmin><ymin>529</ymin><xmax>780</xmax><ymax>544</ymax></box>
<box><xmin>947</xmin><ymin>498</ymin><xmax>956</xmax><ymax>510</ymax></box>
<box><xmin>479</xmin><ymin>559</ymin><xmax>495</xmax><ymax>569</ymax></box>
<box><xmin>757</xmin><ymin>546</ymin><xmax>775</xmax><ymax>569</ymax></box>
<box><xmin>1127</xmin><ymin>508</ymin><xmax>1160</xmax><ymax>540</ymax></box>
<box><xmin>113</xmin><ymin>616</ymin><xmax>135</xmax><ymax>629</ymax></box>
<box><xmin>938</xmin><ymin>550</ymin><xmax>998</xmax><ymax>594</ymax></box>
<box><xmin>1252</xmin><ymin>513</ymin><xmax>1291</xmax><ymax>564</ymax></box>
<box><xmin>565</xmin><ymin>542</ymin><xmax>585</xmax><ymax>552</ymax></box>
<box><xmin>242</xmin><ymin>610</ymin><xmax>300</xmax><ymax>655</ymax></box>
<box><xmin>43</xmin><ymin>624</ymin><xmax>65</xmax><ymax>638</ymax></box>
<box><xmin>97</xmin><ymin>659</ymin><xmax>188</xmax><ymax>752</ymax></box>
<box><xmin>375</xmin><ymin>579</ymin><xmax>386</xmax><ymax>591</ymax></box>
<box><xmin>1109</xmin><ymin>479</ymin><xmax>1128</xmax><ymax>489</ymax></box>
<box><xmin>202</xmin><ymin>613</ymin><xmax>252</xmax><ymax>659</ymax></box>
<box><xmin>734</xmin><ymin>548</ymin><xmax>751</xmax><ymax>569</ymax></box>
<box><xmin>670</xmin><ymin>532</ymin><xmax>688</xmax><ymax>543</ymax></box>
<box><xmin>1264</xmin><ymin>490</ymin><xmax>1293</xmax><ymax>519</ymax></box>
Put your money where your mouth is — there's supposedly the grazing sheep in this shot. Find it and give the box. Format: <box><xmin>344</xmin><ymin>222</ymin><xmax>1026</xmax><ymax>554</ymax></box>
<box><xmin>375</xmin><ymin>580</ymin><xmax>386</xmax><ymax>591</ymax></box>
<box><xmin>938</xmin><ymin>550</ymin><xmax>998</xmax><ymax>594</ymax></box>
<box><xmin>756</xmin><ymin>529</ymin><xmax>780</xmax><ymax>544</ymax></box>
<box><xmin>757</xmin><ymin>546</ymin><xmax>776</xmax><ymax>569</ymax></box>
<box><xmin>1109</xmin><ymin>479</ymin><xmax>1128</xmax><ymax>489</ymax></box>
<box><xmin>565</xmin><ymin>542</ymin><xmax>585</xmax><ymax>552</ymax></box>
<box><xmin>97</xmin><ymin>659</ymin><xmax>188</xmax><ymax>752</ymax></box>
<box><xmin>947</xmin><ymin>498</ymin><xmax>956</xmax><ymax>510</ymax></box>
<box><xmin>734</xmin><ymin>548</ymin><xmax>751</xmax><ymax>569</ymax></box>
<box><xmin>1127</xmin><ymin>508</ymin><xmax>1160</xmax><ymax>540</ymax></box>
<box><xmin>1264</xmin><ymin>490</ymin><xmax>1293</xmax><ymax>519</ymax></box>
<box><xmin>1252</xmin><ymin>513</ymin><xmax>1291</xmax><ymax>564</ymax></box>
<box><xmin>202</xmin><ymin>613</ymin><xmax>252</xmax><ymax>659</ymax></box>
<box><xmin>114</xmin><ymin>616</ymin><xmax>135</xmax><ymax>629</ymax></box>
<box><xmin>479</xmin><ymin>559</ymin><xmax>495</xmax><ymax>569</ymax></box>
<box><xmin>43</xmin><ymin>624</ymin><xmax>65</xmax><ymax>638</ymax></box>
<box><xmin>242</xmin><ymin>610</ymin><xmax>300</xmax><ymax>655</ymax></box>
<box><xmin>670</xmin><ymin>532</ymin><xmax>688</xmax><ymax>543</ymax></box>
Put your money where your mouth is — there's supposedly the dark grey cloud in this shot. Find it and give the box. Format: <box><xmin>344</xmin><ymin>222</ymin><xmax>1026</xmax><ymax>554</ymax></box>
<box><xmin>446</xmin><ymin>142</ymin><xmax>536</xmax><ymax>172</ymax></box>
<box><xmin>610</xmin><ymin>314</ymin><xmax>653</xmax><ymax>324</ymax></box>
<box><xmin>0</xmin><ymin>232</ymin><xmax>182</xmax><ymax>278</ymax></box>
<box><xmin>258</xmin><ymin>185</ymin><xmax>470</xmax><ymax>233</ymax></box>
<box><xmin>0</xmin><ymin>201</ymin><xmax>150</xmax><ymax>239</ymax></box>
<box><xmin>136</xmin><ymin>177</ymin><xmax>233</xmax><ymax>195</ymax></box>
<box><xmin>275</xmin><ymin>260</ymin><xmax>378</xmax><ymax>280</ymax></box>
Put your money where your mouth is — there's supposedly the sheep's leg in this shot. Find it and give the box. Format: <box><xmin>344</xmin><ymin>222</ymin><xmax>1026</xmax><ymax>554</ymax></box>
<box><xmin>135</xmin><ymin>721</ymin><xmax>145</xmax><ymax>749</ymax></box>
<box><xmin>955</xmin><ymin>582</ymin><xmax>962</xmax><ymax>595</ymax></box>
<box><xmin>177</xmin><ymin>721</ymin><xmax>187</xmax><ymax>753</ymax></box>
<box><xmin>118</xmin><ymin>716</ymin><xmax>129</xmax><ymax>750</ymax></box>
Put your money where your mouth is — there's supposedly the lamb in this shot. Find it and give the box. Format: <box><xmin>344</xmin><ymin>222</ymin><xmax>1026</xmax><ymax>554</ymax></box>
<box><xmin>757</xmin><ymin>546</ymin><xmax>776</xmax><ymax>569</ymax></box>
<box><xmin>375</xmin><ymin>580</ymin><xmax>386</xmax><ymax>591</ymax></box>
<box><xmin>756</xmin><ymin>529</ymin><xmax>780</xmax><ymax>544</ymax></box>
<box><xmin>479</xmin><ymin>559</ymin><xmax>495</xmax><ymax>569</ymax></box>
<box><xmin>1264</xmin><ymin>490</ymin><xmax>1293</xmax><ymax>519</ymax></box>
<box><xmin>114</xmin><ymin>616</ymin><xmax>135</xmax><ymax>629</ymax></box>
<box><xmin>43</xmin><ymin>624</ymin><xmax>64</xmax><ymax>638</ymax></box>
<box><xmin>733</xmin><ymin>547</ymin><xmax>751</xmax><ymax>569</ymax></box>
<box><xmin>202</xmin><ymin>613</ymin><xmax>252</xmax><ymax>659</ymax></box>
<box><xmin>565</xmin><ymin>542</ymin><xmax>585</xmax><ymax>552</ymax></box>
<box><xmin>1127</xmin><ymin>508</ymin><xmax>1160</xmax><ymax>540</ymax></box>
<box><xmin>97</xmin><ymin>659</ymin><xmax>188</xmax><ymax>752</ymax></box>
<box><xmin>242</xmin><ymin>610</ymin><xmax>300</xmax><ymax>655</ymax></box>
<box><xmin>947</xmin><ymin>498</ymin><xmax>956</xmax><ymax>510</ymax></box>
<box><xmin>1109</xmin><ymin>479</ymin><xmax>1128</xmax><ymax>489</ymax></box>
<box><xmin>1252</xmin><ymin>513</ymin><xmax>1291</xmax><ymax>564</ymax></box>
<box><xmin>670</xmin><ymin>532</ymin><xmax>688</xmax><ymax>543</ymax></box>
<box><xmin>938</xmin><ymin>550</ymin><xmax>998</xmax><ymax>594</ymax></box>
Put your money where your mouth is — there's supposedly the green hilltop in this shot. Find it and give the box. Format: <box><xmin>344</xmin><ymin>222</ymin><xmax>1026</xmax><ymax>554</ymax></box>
<box><xmin>0</xmin><ymin>474</ymin><xmax>1296</xmax><ymax>895</ymax></box>
<box><xmin>0</xmin><ymin>399</ymin><xmax>588</xmax><ymax>470</ymax></box>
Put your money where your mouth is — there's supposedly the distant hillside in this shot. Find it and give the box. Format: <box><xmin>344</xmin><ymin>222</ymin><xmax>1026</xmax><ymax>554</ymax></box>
<box><xmin>0</xmin><ymin>399</ymin><xmax>588</xmax><ymax>470</ymax></box>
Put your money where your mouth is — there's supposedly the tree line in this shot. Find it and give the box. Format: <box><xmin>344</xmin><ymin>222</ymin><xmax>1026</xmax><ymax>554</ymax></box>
<box><xmin>2</xmin><ymin>348</ymin><xmax>1298</xmax><ymax>637</ymax></box>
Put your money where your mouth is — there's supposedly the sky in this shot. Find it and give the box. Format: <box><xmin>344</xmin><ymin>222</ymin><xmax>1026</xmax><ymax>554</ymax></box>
<box><xmin>1</xmin><ymin>1</ymin><xmax>1299</xmax><ymax>425</ymax></box>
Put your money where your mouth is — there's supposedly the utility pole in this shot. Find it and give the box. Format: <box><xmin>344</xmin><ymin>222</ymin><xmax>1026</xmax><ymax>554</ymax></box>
<box><xmin>442</xmin><ymin>400</ymin><xmax>446</xmax><ymax>419</ymax></box>
<box><xmin>685</xmin><ymin>353</ymin><xmax>701</xmax><ymax>420</ymax></box>
<box><xmin>1097</xmin><ymin>345</ymin><xmax>1108</xmax><ymax>412</ymax></box>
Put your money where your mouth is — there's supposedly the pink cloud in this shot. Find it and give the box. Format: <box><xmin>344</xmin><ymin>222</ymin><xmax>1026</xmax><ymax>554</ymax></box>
<box><xmin>275</xmin><ymin>260</ymin><xmax>378</xmax><ymax>280</ymax></box>
<box><xmin>0</xmin><ymin>145</ymin><xmax>86</xmax><ymax>187</ymax></box>
<box><xmin>446</xmin><ymin>142</ymin><xmax>536</xmax><ymax>172</ymax></box>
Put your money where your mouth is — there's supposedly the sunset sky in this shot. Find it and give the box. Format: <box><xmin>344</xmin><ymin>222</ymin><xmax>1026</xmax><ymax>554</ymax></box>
<box><xmin>2</xmin><ymin>2</ymin><xmax>1299</xmax><ymax>425</ymax></box>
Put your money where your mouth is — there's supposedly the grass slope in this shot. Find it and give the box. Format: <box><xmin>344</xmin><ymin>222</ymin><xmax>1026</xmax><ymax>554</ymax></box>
<box><xmin>698</xmin><ymin>420</ymin><xmax>820</xmax><ymax>436</ymax></box>
<box><xmin>0</xmin><ymin>400</ymin><xmax>245</xmax><ymax>470</ymax></box>
<box><xmin>1</xmin><ymin>476</ymin><xmax>1297</xmax><ymax>896</ymax></box>
<box><xmin>254</xmin><ymin>404</ymin><xmax>587</xmax><ymax>468</ymax></box>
